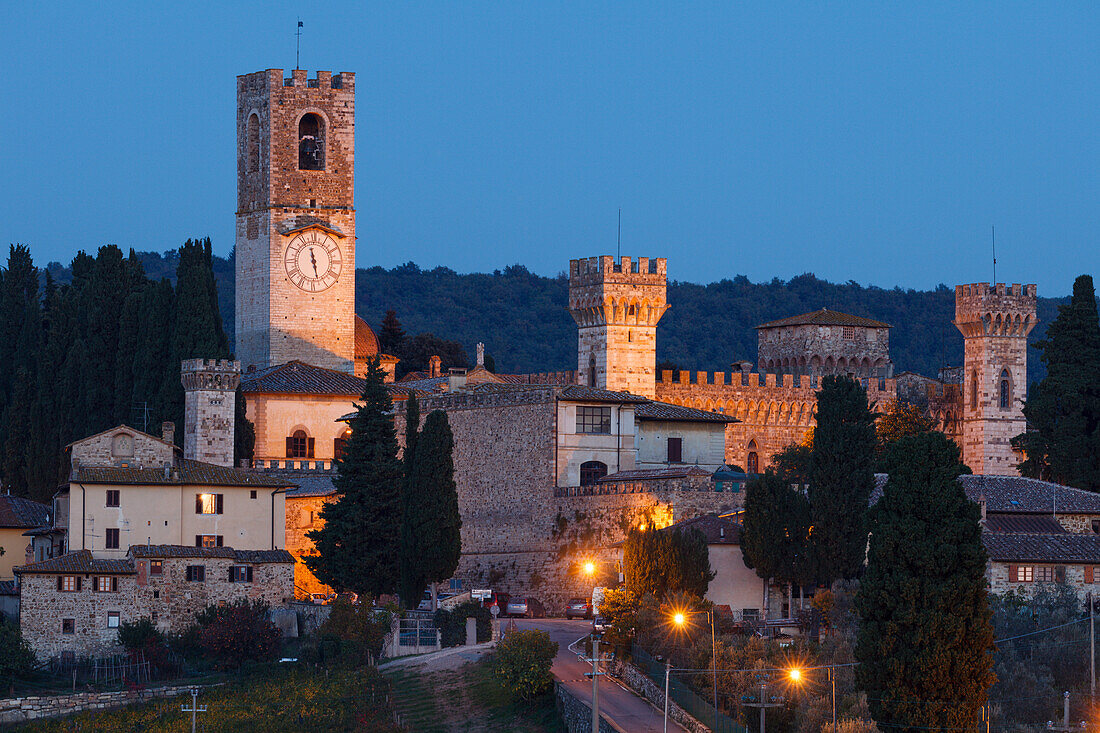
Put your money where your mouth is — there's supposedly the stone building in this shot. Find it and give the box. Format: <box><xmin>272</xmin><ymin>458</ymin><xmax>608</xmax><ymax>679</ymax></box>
<box><xmin>756</xmin><ymin>309</ymin><xmax>893</xmax><ymax>378</ymax></box>
<box><xmin>15</xmin><ymin>545</ymin><xmax>293</xmax><ymax>659</ymax></box>
<box><xmin>235</xmin><ymin>69</ymin><xmax>357</xmax><ymax>374</ymax></box>
<box><xmin>182</xmin><ymin>359</ymin><xmax>239</xmax><ymax>468</ymax></box>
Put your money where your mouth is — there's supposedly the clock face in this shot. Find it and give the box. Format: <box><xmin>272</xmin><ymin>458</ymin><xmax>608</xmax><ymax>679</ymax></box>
<box><xmin>283</xmin><ymin>230</ymin><xmax>342</xmax><ymax>292</ymax></box>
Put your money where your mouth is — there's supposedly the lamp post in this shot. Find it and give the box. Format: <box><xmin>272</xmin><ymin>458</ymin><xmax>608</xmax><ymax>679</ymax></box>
<box><xmin>663</xmin><ymin>658</ymin><xmax>671</xmax><ymax>733</ymax></box>
<box><xmin>671</xmin><ymin>607</ymin><xmax>718</xmax><ymax>727</ymax></box>
<box><xmin>584</xmin><ymin>560</ymin><xmax>599</xmax><ymax>732</ymax></box>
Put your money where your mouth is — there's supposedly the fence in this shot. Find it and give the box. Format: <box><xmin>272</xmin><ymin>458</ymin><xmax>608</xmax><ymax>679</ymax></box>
<box><xmin>49</xmin><ymin>651</ymin><xmax>152</xmax><ymax>686</ymax></box>
<box><xmin>631</xmin><ymin>645</ymin><xmax>747</xmax><ymax>733</ymax></box>
<box><xmin>384</xmin><ymin>614</ymin><xmax>441</xmax><ymax>658</ymax></box>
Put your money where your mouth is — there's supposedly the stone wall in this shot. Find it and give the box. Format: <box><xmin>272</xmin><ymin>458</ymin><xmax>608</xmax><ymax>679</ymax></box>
<box><xmin>656</xmin><ymin>370</ymin><xmax>896</xmax><ymax>471</ymax></box>
<box><xmin>182</xmin><ymin>359</ymin><xmax>240</xmax><ymax>468</ymax></box>
<box><xmin>987</xmin><ymin>561</ymin><xmax>1100</xmax><ymax>599</ymax></box>
<box><xmin>0</xmin><ymin>683</ymin><xmax>213</xmax><ymax>725</ymax></box>
<box><xmin>757</xmin><ymin>322</ymin><xmax>892</xmax><ymax>378</ymax></box>
<box><xmin>285</xmin><ymin>494</ymin><xmax>332</xmax><ymax>597</ymax></box>
<box><xmin>70</xmin><ymin>427</ymin><xmax>174</xmax><ymax>470</ymax></box>
<box><xmin>555</xmin><ymin>682</ymin><xmax>619</xmax><ymax>733</ymax></box>
<box><xmin>605</xmin><ymin>658</ymin><xmax>709</xmax><ymax>733</ymax></box>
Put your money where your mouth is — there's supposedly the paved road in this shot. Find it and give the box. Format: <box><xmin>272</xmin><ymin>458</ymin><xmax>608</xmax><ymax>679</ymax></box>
<box><xmin>515</xmin><ymin>618</ymin><xmax>688</xmax><ymax>733</ymax></box>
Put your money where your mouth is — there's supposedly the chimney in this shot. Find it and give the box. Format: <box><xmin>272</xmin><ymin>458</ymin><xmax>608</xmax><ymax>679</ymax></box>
<box><xmin>429</xmin><ymin>355</ymin><xmax>442</xmax><ymax>379</ymax></box>
<box><xmin>477</xmin><ymin>342</ymin><xmax>485</xmax><ymax>368</ymax></box>
<box><xmin>448</xmin><ymin>368</ymin><xmax>468</xmax><ymax>392</ymax></box>
<box><xmin>161</xmin><ymin>421</ymin><xmax>175</xmax><ymax>444</ymax></box>
<box><xmin>979</xmin><ymin>493</ymin><xmax>987</xmax><ymax>523</ymax></box>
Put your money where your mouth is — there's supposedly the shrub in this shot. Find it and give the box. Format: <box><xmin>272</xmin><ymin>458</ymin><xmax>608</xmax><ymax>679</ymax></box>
<box><xmin>117</xmin><ymin>617</ymin><xmax>162</xmax><ymax>650</ymax></box>
<box><xmin>312</xmin><ymin>596</ymin><xmax>393</xmax><ymax>666</ymax></box>
<box><xmin>494</xmin><ymin>629</ymin><xmax>558</xmax><ymax>700</ymax></box>
<box><xmin>434</xmin><ymin>602</ymin><xmax>490</xmax><ymax>647</ymax></box>
<box><xmin>189</xmin><ymin>600</ymin><xmax>281</xmax><ymax>669</ymax></box>
<box><xmin>0</xmin><ymin>617</ymin><xmax>34</xmax><ymax>680</ymax></box>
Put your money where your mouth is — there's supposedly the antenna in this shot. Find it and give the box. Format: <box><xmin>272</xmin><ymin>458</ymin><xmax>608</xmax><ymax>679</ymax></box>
<box><xmin>617</xmin><ymin>208</ymin><xmax>621</xmax><ymax>260</ymax></box>
<box><xmin>991</xmin><ymin>224</ymin><xmax>997</xmax><ymax>284</ymax></box>
<box><xmin>295</xmin><ymin>19</ymin><xmax>304</xmax><ymax>70</ymax></box>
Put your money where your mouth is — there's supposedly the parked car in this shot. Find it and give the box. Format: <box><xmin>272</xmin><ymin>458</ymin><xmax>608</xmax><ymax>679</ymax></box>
<box><xmin>565</xmin><ymin>597</ymin><xmax>591</xmax><ymax>620</ymax></box>
<box><xmin>504</xmin><ymin>597</ymin><xmax>546</xmax><ymax>618</ymax></box>
<box><xmin>593</xmin><ymin>615</ymin><xmax>610</xmax><ymax>633</ymax></box>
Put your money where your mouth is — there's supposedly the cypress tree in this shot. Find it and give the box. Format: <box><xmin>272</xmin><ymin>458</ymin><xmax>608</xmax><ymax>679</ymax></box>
<box><xmin>305</xmin><ymin>356</ymin><xmax>403</xmax><ymax>597</ymax></box>
<box><xmin>80</xmin><ymin>246</ymin><xmax>129</xmax><ymax>435</ymax></box>
<box><xmin>114</xmin><ymin>291</ymin><xmax>143</xmax><ymax>427</ymax></box>
<box><xmin>404</xmin><ymin>393</ymin><xmax>420</xmax><ymax>463</ymax></box>
<box><xmin>856</xmin><ymin>431</ymin><xmax>994</xmax><ymax>730</ymax></box>
<box><xmin>379</xmin><ymin>310</ymin><xmax>405</xmax><ymax>355</ymax></box>
<box><xmin>234</xmin><ymin>387</ymin><xmax>255</xmax><ymax>465</ymax></box>
<box><xmin>400</xmin><ymin>409</ymin><xmax>462</xmax><ymax>605</ymax></box>
<box><xmin>810</xmin><ymin>375</ymin><xmax>877</xmax><ymax>584</ymax></box>
<box><xmin>1016</xmin><ymin>275</ymin><xmax>1100</xmax><ymax>489</ymax></box>
<box><xmin>134</xmin><ymin>280</ymin><xmax>174</xmax><ymax>432</ymax></box>
<box><xmin>2</xmin><ymin>368</ymin><xmax>34</xmax><ymax>497</ymax></box>
<box><xmin>623</xmin><ymin>526</ymin><xmax>714</xmax><ymax>599</ymax></box>
<box><xmin>741</xmin><ymin>468</ymin><xmax>814</xmax><ymax>596</ymax></box>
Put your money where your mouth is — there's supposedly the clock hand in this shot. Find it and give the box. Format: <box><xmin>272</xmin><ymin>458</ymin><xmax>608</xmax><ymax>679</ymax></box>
<box><xmin>309</xmin><ymin>247</ymin><xmax>318</xmax><ymax>277</ymax></box>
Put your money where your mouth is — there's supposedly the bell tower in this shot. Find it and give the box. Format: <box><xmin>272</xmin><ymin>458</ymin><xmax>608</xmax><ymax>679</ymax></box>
<box><xmin>569</xmin><ymin>256</ymin><xmax>669</xmax><ymax>398</ymax></box>
<box><xmin>954</xmin><ymin>282</ymin><xmax>1037</xmax><ymax>475</ymax></box>
<box><xmin>235</xmin><ymin>69</ymin><xmax>356</xmax><ymax>373</ymax></box>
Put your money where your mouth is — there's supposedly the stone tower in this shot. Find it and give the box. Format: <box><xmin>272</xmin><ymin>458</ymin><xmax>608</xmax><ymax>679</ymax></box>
<box><xmin>954</xmin><ymin>282</ymin><xmax>1037</xmax><ymax>475</ymax></box>
<box><xmin>568</xmin><ymin>256</ymin><xmax>669</xmax><ymax>398</ymax></box>
<box><xmin>235</xmin><ymin>69</ymin><xmax>356</xmax><ymax>373</ymax></box>
<box><xmin>182</xmin><ymin>359</ymin><xmax>241</xmax><ymax>468</ymax></box>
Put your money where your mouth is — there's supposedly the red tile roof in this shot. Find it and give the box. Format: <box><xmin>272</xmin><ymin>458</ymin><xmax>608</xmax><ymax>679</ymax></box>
<box><xmin>984</xmin><ymin>514</ymin><xmax>1067</xmax><ymax>534</ymax></box>
<box><xmin>635</xmin><ymin>401</ymin><xmax>738</xmax><ymax>424</ymax></box>
<box><xmin>15</xmin><ymin>550</ymin><xmax>134</xmax><ymax>575</ymax></box>
<box><xmin>983</xmin><ymin>532</ymin><xmax>1100</xmax><ymax>563</ymax></box>
<box><xmin>73</xmin><ymin>459</ymin><xmax>294</xmax><ymax>488</ymax></box>
<box><xmin>0</xmin><ymin>496</ymin><xmax>50</xmax><ymax>529</ymax></box>
<box><xmin>354</xmin><ymin>316</ymin><xmax>380</xmax><ymax>360</ymax></box>
<box><xmin>129</xmin><ymin>545</ymin><xmax>294</xmax><ymax>563</ymax></box>
<box><xmin>757</xmin><ymin>309</ymin><xmax>891</xmax><ymax>330</ymax></box>
<box><xmin>660</xmin><ymin>513</ymin><xmax>742</xmax><ymax>545</ymax></box>
<box><xmin>600</xmin><ymin>467</ymin><xmax>712</xmax><ymax>482</ymax></box>
<box><xmin>241</xmin><ymin>360</ymin><xmax>367</xmax><ymax>396</ymax></box>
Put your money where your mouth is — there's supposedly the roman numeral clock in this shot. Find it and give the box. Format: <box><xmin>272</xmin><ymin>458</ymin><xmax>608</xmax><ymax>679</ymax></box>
<box><xmin>284</xmin><ymin>229</ymin><xmax>342</xmax><ymax>292</ymax></box>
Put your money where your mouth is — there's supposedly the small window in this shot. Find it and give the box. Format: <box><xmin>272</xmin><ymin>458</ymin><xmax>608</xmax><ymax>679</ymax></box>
<box><xmin>196</xmin><ymin>493</ymin><xmax>223</xmax><ymax>514</ymax></box>
<box><xmin>970</xmin><ymin>370</ymin><xmax>978</xmax><ymax>409</ymax></box>
<box><xmin>247</xmin><ymin>113</ymin><xmax>260</xmax><ymax>174</ymax></box>
<box><xmin>229</xmin><ymin>566</ymin><xmax>254</xmax><ymax>583</ymax></box>
<box><xmin>1036</xmin><ymin>566</ymin><xmax>1054</xmax><ymax>583</ymax></box>
<box><xmin>195</xmin><ymin>535</ymin><xmax>223</xmax><ymax>548</ymax></box>
<box><xmin>577</xmin><ymin>406</ymin><xmax>612</xmax><ymax>434</ymax></box>
<box><xmin>107</xmin><ymin>611</ymin><xmax>120</xmax><ymax>628</ymax></box>
<box><xmin>185</xmin><ymin>565</ymin><xmax>205</xmax><ymax>583</ymax></box>
<box><xmin>587</xmin><ymin>355</ymin><xmax>597</xmax><ymax>388</ymax></box>
<box><xmin>62</xmin><ymin>619</ymin><xmax>75</xmax><ymax>634</ymax></box>
<box><xmin>842</xmin><ymin>327</ymin><xmax>855</xmax><ymax>340</ymax></box>
<box><xmin>150</xmin><ymin>560</ymin><xmax>163</xmax><ymax>576</ymax></box>
<box><xmin>333</xmin><ymin>437</ymin><xmax>347</xmax><ymax>459</ymax></box>
<box><xmin>105</xmin><ymin>490</ymin><xmax>120</xmax><ymax>508</ymax></box>
<box><xmin>58</xmin><ymin>575</ymin><xmax>79</xmax><ymax>592</ymax></box>
<box><xmin>1012</xmin><ymin>565</ymin><xmax>1034</xmax><ymax>582</ymax></box>
<box><xmin>250</xmin><ymin>490</ymin><xmax>257</xmax><ymax>500</ymax></box>
<box><xmin>1092</xmin><ymin>520</ymin><xmax>1100</xmax><ymax>535</ymax></box>
<box><xmin>667</xmin><ymin>437</ymin><xmax>683</xmax><ymax>463</ymax></box>
<box><xmin>105</xmin><ymin>528</ymin><xmax>120</xmax><ymax>549</ymax></box>
<box><xmin>580</xmin><ymin>461</ymin><xmax>608</xmax><ymax>487</ymax></box>
<box><xmin>153</xmin><ymin>590</ymin><xmax>160</xmax><ymax>599</ymax></box>
<box><xmin>95</xmin><ymin>576</ymin><xmax>118</xmax><ymax>593</ymax></box>
<box><xmin>286</xmin><ymin>430</ymin><xmax>314</xmax><ymax>459</ymax></box>
<box><xmin>999</xmin><ymin>369</ymin><xmax>1011</xmax><ymax>410</ymax></box>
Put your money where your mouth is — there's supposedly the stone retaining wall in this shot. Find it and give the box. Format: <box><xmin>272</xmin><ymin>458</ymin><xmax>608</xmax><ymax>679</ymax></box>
<box><xmin>605</xmin><ymin>658</ymin><xmax>709</xmax><ymax>733</ymax></box>
<box><xmin>555</xmin><ymin>682</ymin><xmax>621</xmax><ymax>733</ymax></box>
<box><xmin>0</xmin><ymin>683</ymin><xmax>211</xmax><ymax>724</ymax></box>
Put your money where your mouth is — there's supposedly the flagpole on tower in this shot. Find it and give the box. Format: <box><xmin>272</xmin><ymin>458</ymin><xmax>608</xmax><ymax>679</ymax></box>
<box><xmin>992</xmin><ymin>224</ymin><xmax>997</xmax><ymax>284</ymax></box>
<box><xmin>296</xmin><ymin>19</ymin><xmax>303</xmax><ymax>70</ymax></box>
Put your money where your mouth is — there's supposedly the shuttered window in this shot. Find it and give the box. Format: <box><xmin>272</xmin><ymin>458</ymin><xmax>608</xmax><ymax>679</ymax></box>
<box><xmin>667</xmin><ymin>438</ymin><xmax>682</xmax><ymax>463</ymax></box>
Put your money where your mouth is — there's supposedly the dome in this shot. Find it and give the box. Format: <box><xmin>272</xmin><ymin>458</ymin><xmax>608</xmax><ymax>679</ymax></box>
<box><xmin>354</xmin><ymin>315</ymin><xmax>380</xmax><ymax>360</ymax></box>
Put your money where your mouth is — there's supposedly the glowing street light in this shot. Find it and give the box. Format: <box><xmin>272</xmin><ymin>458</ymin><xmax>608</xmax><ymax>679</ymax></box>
<box><xmin>584</xmin><ymin>561</ymin><xmax>595</xmax><ymax>577</ymax></box>
<box><xmin>666</xmin><ymin>607</ymin><xmax>717</xmax><ymax>727</ymax></box>
<box><xmin>788</xmin><ymin>667</ymin><xmax>802</xmax><ymax>683</ymax></box>
<box><xmin>673</xmin><ymin>612</ymin><xmax>686</xmax><ymax>626</ymax></box>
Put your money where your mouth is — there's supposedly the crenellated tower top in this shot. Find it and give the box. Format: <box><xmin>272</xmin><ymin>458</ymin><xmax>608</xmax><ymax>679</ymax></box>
<box><xmin>954</xmin><ymin>283</ymin><xmax>1038</xmax><ymax>339</ymax></box>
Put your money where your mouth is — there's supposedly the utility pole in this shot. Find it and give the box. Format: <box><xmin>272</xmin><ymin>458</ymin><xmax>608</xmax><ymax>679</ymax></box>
<box><xmin>663</xmin><ymin>659</ymin><xmax>671</xmax><ymax>733</ymax></box>
<box><xmin>1090</xmin><ymin>591</ymin><xmax>1096</xmax><ymax>702</ymax></box>
<box><xmin>181</xmin><ymin>687</ymin><xmax>206</xmax><ymax>733</ymax></box>
<box><xmin>591</xmin><ymin>636</ymin><xmax>600</xmax><ymax>732</ymax></box>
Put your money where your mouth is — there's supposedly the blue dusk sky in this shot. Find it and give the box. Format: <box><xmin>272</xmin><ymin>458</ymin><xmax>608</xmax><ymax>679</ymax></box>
<box><xmin>2</xmin><ymin>2</ymin><xmax>1097</xmax><ymax>295</ymax></box>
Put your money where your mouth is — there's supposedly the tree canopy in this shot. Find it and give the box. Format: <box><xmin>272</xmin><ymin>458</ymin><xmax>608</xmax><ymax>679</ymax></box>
<box><xmin>623</xmin><ymin>526</ymin><xmax>714</xmax><ymax>599</ymax></box>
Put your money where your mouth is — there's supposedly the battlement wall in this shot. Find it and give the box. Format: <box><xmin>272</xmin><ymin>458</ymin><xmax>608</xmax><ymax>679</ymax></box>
<box><xmin>657</xmin><ymin>369</ymin><xmax>896</xmax><ymax>395</ymax></box>
<box><xmin>237</xmin><ymin>69</ymin><xmax>355</xmax><ymax>92</ymax></box>
<box><xmin>180</xmin><ymin>360</ymin><xmax>241</xmax><ymax>392</ymax></box>
<box><xmin>569</xmin><ymin>256</ymin><xmax>667</xmax><ymax>285</ymax></box>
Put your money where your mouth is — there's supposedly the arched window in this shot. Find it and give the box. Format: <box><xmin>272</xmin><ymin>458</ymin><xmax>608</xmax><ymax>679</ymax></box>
<box><xmin>970</xmin><ymin>369</ymin><xmax>978</xmax><ymax>409</ymax></box>
<box><xmin>580</xmin><ymin>461</ymin><xmax>608</xmax><ymax>487</ymax></box>
<box><xmin>588</xmin><ymin>354</ymin><xmax>596</xmax><ymax>387</ymax></box>
<box><xmin>286</xmin><ymin>429</ymin><xmax>314</xmax><ymax>459</ymax></box>
<box><xmin>298</xmin><ymin>113</ymin><xmax>325</xmax><ymax>170</ymax></box>
<box><xmin>334</xmin><ymin>428</ymin><xmax>352</xmax><ymax>460</ymax></box>
<box><xmin>999</xmin><ymin>369</ymin><xmax>1011</xmax><ymax>410</ymax></box>
<box><xmin>747</xmin><ymin>440</ymin><xmax>759</xmax><ymax>474</ymax></box>
<box><xmin>247</xmin><ymin>113</ymin><xmax>260</xmax><ymax>173</ymax></box>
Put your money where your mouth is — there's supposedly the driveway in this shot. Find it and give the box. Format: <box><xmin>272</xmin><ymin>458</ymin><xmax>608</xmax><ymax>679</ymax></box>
<box><xmin>515</xmin><ymin>618</ymin><xmax>688</xmax><ymax>733</ymax></box>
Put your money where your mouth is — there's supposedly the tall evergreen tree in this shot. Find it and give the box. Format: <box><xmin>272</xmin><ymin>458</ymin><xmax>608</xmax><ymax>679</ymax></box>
<box><xmin>134</xmin><ymin>280</ymin><xmax>175</xmax><ymax>431</ymax></box>
<box><xmin>80</xmin><ymin>246</ymin><xmax>130</xmax><ymax>436</ymax></box>
<box><xmin>2</xmin><ymin>368</ymin><xmax>34</xmax><ymax>497</ymax></box>
<box><xmin>404</xmin><ymin>393</ymin><xmax>420</xmax><ymax>463</ymax></box>
<box><xmin>623</xmin><ymin>526</ymin><xmax>714</xmax><ymax>599</ymax></box>
<box><xmin>399</xmin><ymin>409</ymin><xmax>461</xmax><ymax>605</ymax></box>
<box><xmin>378</xmin><ymin>310</ymin><xmax>405</xmax><ymax>355</ymax></box>
<box><xmin>741</xmin><ymin>468</ymin><xmax>814</xmax><ymax>599</ymax></box>
<box><xmin>305</xmin><ymin>357</ymin><xmax>403</xmax><ymax>597</ymax></box>
<box><xmin>114</xmin><ymin>291</ymin><xmax>143</xmax><ymax>427</ymax></box>
<box><xmin>810</xmin><ymin>375</ymin><xmax>877</xmax><ymax>584</ymax></box>
<box><xmin>856</xmin><ymin>431</ymin><xmax>994</xmax><ymax>730</ymax></box>
<box><xmin>234</xmin><ymin>387</ymin><xmax>255</xmax><ymax>464</ymax></box>
<box><xmin>1015</xmin><ymin>275</ymin><xmax>1100</xmax><ymax>489</ymax></box>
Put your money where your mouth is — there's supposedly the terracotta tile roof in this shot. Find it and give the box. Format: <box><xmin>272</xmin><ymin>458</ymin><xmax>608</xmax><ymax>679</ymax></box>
<box><xmin>984</xmin><ymin>514</ymin><xmax>1068</xmax><ymax>534</ymax></box>
<box><xmin>659</xmin><ymin>513</ymin><xmax>742</xmax><ymax>545</ymax></box>
<box><xmin>982</xmin><ymin>532</ymin><xmax>1100</xmax><ymax>563</ymax></box>
<box><xmin>0</xmin><ymin>496</ymin><xmax>50</xmax><ymax>529</ymax></box>
<box><xmin>129</xmin><ymin>545</ymin><xmax>295</xmax><ymax>563</ymax></box>
<box><xmin>635</xmin><ymin>401</ymin><xmax>738</xmax><ymax>424</ymax></box>
<box><xmin>871</xmin><ymin>474</ymin><xmax>1100</xmax><ymax>515</ymax></box>
<box><xmin>354</xmin><ymin>316</ymin><xmax>380</xmax><ymax>360</ymax></box>
<box><xmin>73</xmin><ymin>459</ymin><xmax>294</xmax><ymax>488</ymax></box>
<box><xmin>241</xmin><ymin>360</ymin><xmax>367</xmax><ymax>396</ymax></box>
<box><xmin>757</xmin><ymin>309</ymin><xmax>891</xmax><ymax>330</ymax></box>
<box><xmin>600</xmin><ymin>466</ymin><xmax>712</xmax><ymax>482</ymax></box>
<box><xmin>15</xmin><ymin>550</ymin><xmax>134</xmax><ymax>575</ymax></box>
<box><xmin>65</xmin><ymin>424</ymin><xmax>178</xmax><ymax>451</ymax></box>
<box><xmin>274</xmin><ymin>471</ymin><xmax>338</xmax><ymax>498</ymax></box>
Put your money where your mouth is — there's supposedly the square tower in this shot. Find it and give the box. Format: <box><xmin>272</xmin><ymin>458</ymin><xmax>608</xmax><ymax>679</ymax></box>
<box><xmin>568</xmin><ymin>256</ymin><xmax>669</xmax><ymax>398</ymax></box>
<box><xmin>182</xmin><ymin>359</ymin><xmax>241</xmax><ymax>468</ymax></box>
<box><xmin>235</xmin><ymin>69</ymin><xmax>356</xmax><ymax>373</ymax></box>
<box><xmin>954</xmin><ymin>283</ymin><xmax>1037</xmax><ymax>475</ymax></box>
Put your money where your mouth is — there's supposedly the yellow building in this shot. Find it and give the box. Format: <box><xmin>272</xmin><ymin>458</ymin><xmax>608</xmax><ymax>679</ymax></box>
<box><xmin>0</xmin><ymin>496</ymin><xmax>49</xmax><ymax>580</ymax></box>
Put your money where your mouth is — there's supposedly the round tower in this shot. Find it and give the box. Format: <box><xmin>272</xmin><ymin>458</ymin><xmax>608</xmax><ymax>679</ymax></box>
<box><xmin>181</xmin><ymin>359</ymin><xmax>241</xmax><ymax>468</ymax></box>
<box><xmin>953</xmin><ymin>282</ymin><xmax>1037</xmax><ymax>475</ymax></box>
<box><xmin>568</xmin><ymin>256</ymin><xmax>669</xmax><ymax>398</ymax></box>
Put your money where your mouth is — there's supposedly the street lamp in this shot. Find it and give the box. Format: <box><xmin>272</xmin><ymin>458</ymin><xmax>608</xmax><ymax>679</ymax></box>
<box><xmin>670</xmin><ymin>608</ymin><xmax>718</xmax><ymax>728</ymax></box>
<box><xmin>583</xmin><ymin>559</ymin><xmax>599</xmax><ymax>732</ymax></box>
